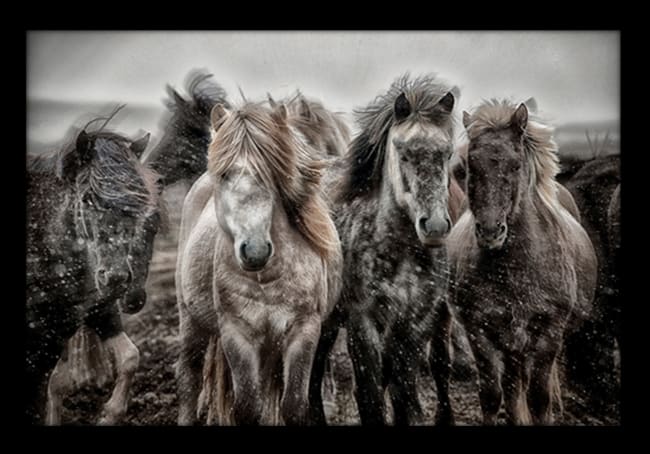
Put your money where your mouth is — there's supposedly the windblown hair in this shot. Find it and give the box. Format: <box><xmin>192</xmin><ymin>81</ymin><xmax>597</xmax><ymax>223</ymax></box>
<box><xmin>465</xmin><ymin>99</ymin><xmax>562</xmax><ymax>217</ymax></box>
<box><xmin>142</xmin><ymin>69</ymin><xmax>230</xmax><ymax>180</ymax></box>
<box><xmin>282</xmin><ymin>91</ymin><xmax>351</xmax><ymax>156</ymax></box>
<box><xmin>207</xmin><ymin>101</ymin><xmax>339</xmax><ymax>259</ymax></box>
<box><xmin>339</xmin><ymin>73</ymin><xmax>457</xmax><ymax>202</ymax></box>
<box><xmin>165</xmin><ymin>69</ymin><xmax>230</xmax><ymax>119</ymax></box>
<box><xmin>29</xmin><ymin>127</ymin><xmax>161</xmax><ymax>219</ymax></box>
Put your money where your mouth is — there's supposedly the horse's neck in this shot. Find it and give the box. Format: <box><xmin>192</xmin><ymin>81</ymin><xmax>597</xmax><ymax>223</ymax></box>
<box><xmin>505</xmin><ymin>190</ymin><xmax>559</xmax><ymax>251</ymax></box>
<box><xmin>374</xmin><ymin>178</ymin><xmax>418</xmax><ymax>245</ymax></box>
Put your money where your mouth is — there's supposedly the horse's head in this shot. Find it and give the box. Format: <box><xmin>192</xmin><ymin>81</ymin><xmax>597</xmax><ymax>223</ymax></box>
<box><xmin>215</xmin><ymin>165</ymin><xmax>275</xmax><ymax>272</ymax></box>
<box><xmin>208</xmin><ymin>99</ymin><xmax>337</xmax><ymax>272</ymax></box>
<box><xmin>62</xmin><ymin>128</ymin><xmax>160</xmax><ymax>301</ymax></box>
<box><xmin>208</xmin><ymin>103</ymin><xmax>282</xmax><ymax>272</ymax></box>
<box><xmin>463</xmin><ymin>103</ymin><xmax>529</xmax><ymax>250</ymax></box>
<box><xmin>118</xmin><ymin>201</ymin><xmax>163</xmax><ymax>314</ymax></box>
<box><xmin>145</xmin><ymin>71</ymin><xmax>229</xmax><ymax>185</ymax></box>
<box><xmin>386</xmin><ymin>90</ymin><xmax>456</xmax><ymax>247</ymax></box>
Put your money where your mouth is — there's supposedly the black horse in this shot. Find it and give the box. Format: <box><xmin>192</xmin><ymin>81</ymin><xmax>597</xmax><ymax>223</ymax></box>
<box><xmin>26</xmin><ymin>117</ymin><xmax>162</xmax><ymax>424</ymax></box>
<box><xmin>142</xmin><ymin>69</ymin><xmax>230</xmax><ymax>187</ymax></box>
<box><xmin>560</xmin><ymin>154</ymin><xmax>621</xmax><ymax>417</ymax></box>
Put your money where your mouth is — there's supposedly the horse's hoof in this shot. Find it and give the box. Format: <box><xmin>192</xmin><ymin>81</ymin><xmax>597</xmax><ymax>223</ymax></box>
<box><xmin>97</xmin><ymin>411</ymin><xmax>120</xmax><ymax>426</ymax></box>
<box><xmin>435</xmin><ymin>412</ymin><xmax>455</xmax><ymax>426</ymax></box>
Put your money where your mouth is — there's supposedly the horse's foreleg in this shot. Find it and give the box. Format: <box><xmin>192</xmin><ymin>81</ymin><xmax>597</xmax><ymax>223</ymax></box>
<box><xmin>177</xmin><ymin>309</ymin><xmax>210</xmax><ymax>425</ymax></box>
<box><xmin>220</xmin><ymin>322</ymin><xmax>262</xmax><ymax>425</ymax></box>
<box><xmin>502</xmin><ymin>351</ymin><xmax>531</xmax><ymax>425</ymax></box>
<box><xmin>468</xmin><ymin>334</ymin><xmax>502</xmax><ymax>425</ymax></box>
<box><xmin>281</xmin><ymin>316</ymin><xmax>321</xmax><ymax>425</ymax></box>
<box><xmin>430</xmin><ymin>300</ymin><xmax>455</xmax><ymax>425</ymax></box>
<box><xmin>527</xmin><ymin>335</ymin><xmax>563</xmax><ymax>425</ymax></box>
<box><xmin>387</xmin><ymin>344</ymin><xmax>422</xmax><ymax>426</ymax></box>
<box><xmin>45</xmin><ymin>356</ymin><xmax>69</xmax><ymax>425</ymax></box>
<box><xmin>346</xmin><ymin>313</ymin><xmax>385</xmax><ymax>425</ymax></box>
<box><xmin>97</xmin><ymin>332</ymin><xmax>139</xmax><ymax>425</ymax></box>
<box><xmin>307</xmin><ymin>314</ymin><xmax>341</xmax><ymax>425</ymax></box>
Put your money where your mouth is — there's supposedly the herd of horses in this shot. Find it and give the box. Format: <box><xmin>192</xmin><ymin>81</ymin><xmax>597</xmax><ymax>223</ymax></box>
<box><xmin>25</xmin><ymin>69</ymin><xmax>621</xmax><ymax>425</ymax></box>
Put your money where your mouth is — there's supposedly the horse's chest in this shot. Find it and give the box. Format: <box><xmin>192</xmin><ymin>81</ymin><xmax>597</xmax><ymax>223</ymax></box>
<box><xmin>218</xmin><ymin>278</ymin><xmax>315</xmax><ymax>335</ymax></box>
<box><xmin>351</xmin><ymin>251</ymin><xmax>442</xmax><ymax>324</ymax></box>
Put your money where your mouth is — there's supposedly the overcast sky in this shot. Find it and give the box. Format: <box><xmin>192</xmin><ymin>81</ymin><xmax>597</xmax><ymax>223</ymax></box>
<box><xmin>27</xmin><ymin>31</ymin><xmax>619</xmax><ymax>140</ymax></box>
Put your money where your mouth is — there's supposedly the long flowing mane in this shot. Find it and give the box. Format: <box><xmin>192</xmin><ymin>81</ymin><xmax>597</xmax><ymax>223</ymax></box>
<box><xmin>207</xmin><ymin>101</ymin><xmax>338</xmax><ymax>259</ymax></box>
<box><xmin>465</xmin><ymin>99</ymin><xmax>562</xmax><ymax>217</ymax></box>
<box><xmin>339</xmin><ymin>73</ymin><xmax>456</xmax><ymax>202</ymax></box>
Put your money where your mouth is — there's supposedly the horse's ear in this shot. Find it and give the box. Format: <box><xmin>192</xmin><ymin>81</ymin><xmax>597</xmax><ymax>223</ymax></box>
<box><xmin>524</xmin><ymin>97</ymin><xmax>538</xmax><ymax>114</ymax></box>
<box><xmin>210</xmin><ymin>103</ymin><xmax>229</xmax><ymax>131</ymax></box>
<box><xmin>131</xmin><ymin>132</ymin><xmax>150</xmax><ymax>159</ymax></box>
<box><xmin>267</xmin><ymin>93</ymin><xmax>277</xmax><ymax>108</ymax></box>
<box><xmin>298</xmin><ymin>97</ymin><xmax>313</xmax><ymax>121</ymax></box>
<box><xmin>394</xmin><ymin>92</ymin><xmax>411</xmax><ymax>121</ymax></box>
<box><xmin>511</xmin><ymin>103</ymin><xmax>528</xmax><ymax>134</ymax></box>
<box><xmin>61</xmin><ymin>130</ymin><xmax>93</xmax><ymax>180</ymax></box>
<box><xmin>272</xmin><ymin>103</ymin><xmax>288</xmax><ymax>124</ymax></box>
<box><xmin>462</xmin><ymin>111</ymin><xmax>472</xmax><ymax>129</ymax></box>
<box><xmin>437</xmin><ymin>91</ymin><xmax>455</xmax><ymax>114</ymax></box>
<box><xmin>166</xmin><ymin>85</ymin><xmax>186</xmax><ymax>108</ymax></box>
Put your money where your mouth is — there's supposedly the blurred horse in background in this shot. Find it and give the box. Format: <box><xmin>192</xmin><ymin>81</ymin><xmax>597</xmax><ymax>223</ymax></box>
<box><xmin>142</xmin><ymin>69</ymin><xmax>230</xmax><ymax>187</ymax></box>
<box><xmin>561</xmin><ymin>155</ymin><xmax>621</xmax><ymax>416</ymax></box>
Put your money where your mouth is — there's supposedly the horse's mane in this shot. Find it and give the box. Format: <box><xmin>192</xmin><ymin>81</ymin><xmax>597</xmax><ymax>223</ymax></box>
<box><xmin>207</xmin><ymin>101</ymin><xmax>338</xmax><ymax>259</ymax></box>
<box><xmin>29</xmin><ymin>126</ymin><xmax>161</xmax><ymax>216</ymax></box>
<box><xmin>166</xmin><ymin>69</ymin><xmax>230</xmax><ymax>116</ymax></box>
<box><xmin>466</xmin><ymin>99</ymin><xmax>562</xmax><ymax>217</ymax></box>
<box><xmin>283</xmin><ymin>91</ymin><xmax>351</xmax><ymax>154</ymax></box>
<box><xmin>339</xmin><ymin>73</ymin><xmax>456</xmax><ymax>202</ymax></box>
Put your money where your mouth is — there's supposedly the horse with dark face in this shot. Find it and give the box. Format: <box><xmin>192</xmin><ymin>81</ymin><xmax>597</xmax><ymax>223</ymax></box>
<box><xmin>447</xmin><ymin>100</ymin><xmax>597</xmax><ymax>425</ymax></box>
<box><xmin>175</xmin><ymin>100</ymin><xmax>342</xmax><ymax>425</ymax></box>
<box><xmin>308</xmin><ymin>74</ymin><xmax>461</xmax><ymax>425</ymax></box>
<box><xmin>142</xmin><ymin>69</ymin><xmax>230</xmax><ymax>187</ymax></box>
<box><xmin>26</xmin><ymin>121</ymin><xmax>161</xmax><ymax>424</ymax></box>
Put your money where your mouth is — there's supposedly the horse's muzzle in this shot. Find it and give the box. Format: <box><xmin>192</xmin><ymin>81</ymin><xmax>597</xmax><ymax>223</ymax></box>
<box><xmin>119</xmin><ymin>288</ymin><xmax>147</xmax><ymax>314</ymax></box>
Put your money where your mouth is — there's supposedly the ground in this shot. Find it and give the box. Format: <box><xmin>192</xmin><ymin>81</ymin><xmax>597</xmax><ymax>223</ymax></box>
<box><xmin>58</xmin><ymin>184</ymin><xmax>621</xmax><ymax>426</ymax></box>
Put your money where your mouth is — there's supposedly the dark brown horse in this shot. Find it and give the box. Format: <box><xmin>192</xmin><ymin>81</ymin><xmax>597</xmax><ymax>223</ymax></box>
<box><xmin>27</xmin><ymin>119</ymin><xmax>161</xmax><ymax>424</ymax></box>
<box><xmin>141</xmin><ymin>69</ymin><xmax>230</xmax><ymax>187</ymax></box>
<box><xmin>447</xmin><ymin>100</ymin><xmax>597</xmax><ymax>425</ymax></box>
<box><xmin>560</xmin><ymin>155</ymin><xmax>621</xmax><ymax>415</ymax></box>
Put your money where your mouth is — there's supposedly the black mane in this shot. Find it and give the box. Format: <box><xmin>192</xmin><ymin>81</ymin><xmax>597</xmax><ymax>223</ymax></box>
<box><xmin>28</xmin><ymin>126</ymin><xmax>159</xmax><ymax>215</ymax></box>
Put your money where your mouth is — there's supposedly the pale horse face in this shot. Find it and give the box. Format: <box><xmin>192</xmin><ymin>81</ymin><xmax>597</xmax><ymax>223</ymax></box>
<box><xmin>214</xmin><ymin>163</ymin><xmax>275</xmax><ymax>272</ymax></box>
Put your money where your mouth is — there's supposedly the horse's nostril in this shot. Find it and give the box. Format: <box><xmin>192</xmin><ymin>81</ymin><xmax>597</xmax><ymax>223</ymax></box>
<box><xmin>266</xmin><ymin>241</ymin><xmax>273</xmax><ymax>257</ymax></box>
<box><xmin>419</xmin><ymin>217</ymin><xmax>429</xmax><ymax>233</ymax></box>
<box><xmin>240</xmin><ymin>241</ymin><xmax>249</xmax><ymax>260</ymax></box>
<box><xmin>499</xmin><ymin>224</ymin><xmax>506</xmax><ymax>235</ymax></box>
<box><xmin>446</xmin><ymin>218</ymin><xmax>452</xmax><ymax>232</ymax></box>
